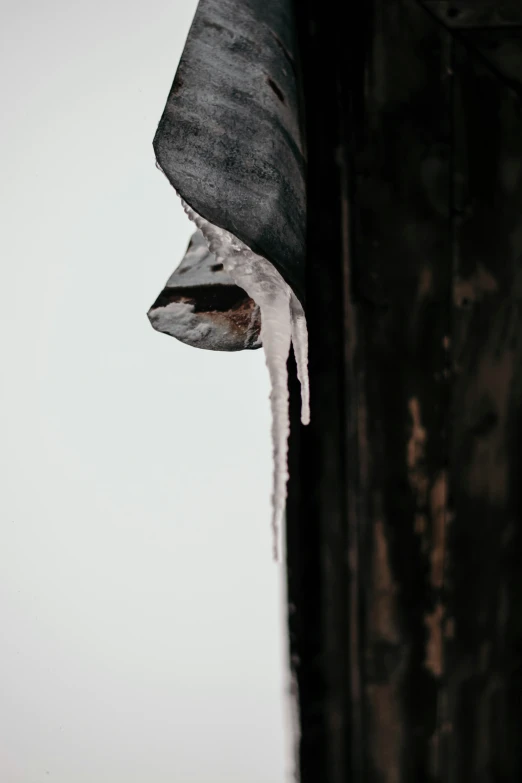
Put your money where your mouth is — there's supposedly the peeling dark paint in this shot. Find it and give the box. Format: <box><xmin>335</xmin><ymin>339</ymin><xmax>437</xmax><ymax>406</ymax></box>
<box><xmin>287</xmin><ymin>1</ymin><xmax>522</xmax><ymax>781</ymax></box>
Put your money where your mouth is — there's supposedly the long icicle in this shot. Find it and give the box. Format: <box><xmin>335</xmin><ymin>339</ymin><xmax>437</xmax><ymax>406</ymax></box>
<box><xmin>179</xmin><ymin>197</ymin><xmax>309</xmax><ymax>560</ymax></box>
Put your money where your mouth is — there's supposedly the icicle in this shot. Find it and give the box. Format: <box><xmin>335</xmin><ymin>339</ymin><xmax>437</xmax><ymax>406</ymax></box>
<box><xmin>243</xmin><ymin>277</ymin><xmax>291</xmax><ymax>562</ymax></box>
<box><xmin>178</xmin><ymin>197</ymin><xmax>310</xmax><ymax>560</ymax></box>
<box><xmin>290</xmin><ymin>293</ymin><xmax>310</xmax><ymax>427</ymax></box>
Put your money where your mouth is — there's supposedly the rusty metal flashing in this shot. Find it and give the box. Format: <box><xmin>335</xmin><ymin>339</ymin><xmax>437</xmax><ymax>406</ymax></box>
<box><xmin>148</xmin><ymin>230</ymin><xmax>261</xmax><ymax>351</ymax></box>
<box><xmin>149</xmin><ymin>0</ymin><xmax>306</xmax><ymax>353</ymax></box>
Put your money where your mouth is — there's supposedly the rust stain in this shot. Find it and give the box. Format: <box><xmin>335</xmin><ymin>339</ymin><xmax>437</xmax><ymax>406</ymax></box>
<box><xmin>372</xmin><ymin>520</ymin><xmax>400</xmax><ymax>643</ymax></box>
<box><xmin>454</xmin><ymin>264</ymin><xmax>499</xmax><ymax>307</ymax></box>
<box><xmin>407</xmin><ymin>397</ymin><xmax>429</xmax><ymax>503</ymax></box>
<box><xmin>429</xmin><ymin>706</ymin><xmax>453</xmax><ymax>780</ymax></box>
<box><xmin>425</xmin><ymin>602</ymin><xmax>445</xmax><ymax>678</ymax></box>
<box><xmin>407</xmin><ymin>398</ymin><xmax>427</xmax><ymax>471</ymax></box>
<box><xmin>149</xmin><ymin>286</ymin><xmax>262</xmax><ymax>350</ymax></box>
<box><xmin>414</xmin><ymin>512</ymin><xmax>427</xmax><ymax>536</ymax></box>
<box><xmin>366</xmin><ymin>684</ymin><xmax>403</xmax><ymax>783</ymax></box>
<box><xmin>367</xmin><ymin>519</ymin><xmax>404</xmax><ymax>782</ymax></box>
<box><xmin>444</xmin><ymin>617</ymin><xmax>455</xmax><ymax>639</ymax></box>
<box><xmin>418</xmin><ymin>266</ymin><xmax>433</xmax><ymax>300</ymax></box>
<box><xmin>430</xmin><ymin>471</ymin><xmax>448</xmax><ymax>589</ymax></box>
<box><xmin>407</xmin><ymin>398</ymin><xmax>430</xmax><ymax>551</ymax></box>
<box><xmin>410</xmin><ymin>266</ymin><xmax>434</xmax><ymax>343</ymax></box>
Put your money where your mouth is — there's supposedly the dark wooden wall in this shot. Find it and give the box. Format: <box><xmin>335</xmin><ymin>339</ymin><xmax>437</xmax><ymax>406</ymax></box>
<box><xmin>286</xmin><ymin>2</ymin><xmax>522</xmax><ymax>781</ymax></box>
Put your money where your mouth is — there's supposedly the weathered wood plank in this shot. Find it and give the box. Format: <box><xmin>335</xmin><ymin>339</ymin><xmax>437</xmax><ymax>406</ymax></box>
<box><xmin>348</xmin><ymin>2</ymin><xmax>453</xmax><ymax>779</ymax></box>
<box><xmin>288</xmin><ymin>1</ymin><xmax>522</xmax><ymax>781</ymax></box>
<box><xmin>446</xmin><ymin>41</ymin><xmax>522</xmax><ymax>782</ymax></box>
<box><xmin>420</xmin><ymin>1</ymin><xmax>522</xmax><ymax>29</ymax></box>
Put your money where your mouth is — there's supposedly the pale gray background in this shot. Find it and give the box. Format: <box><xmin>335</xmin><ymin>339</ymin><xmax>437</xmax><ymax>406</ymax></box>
<box><xmin>0</xmin><ymin>1</ymin><xmax>289</xmax><ymax>781</ymax></box>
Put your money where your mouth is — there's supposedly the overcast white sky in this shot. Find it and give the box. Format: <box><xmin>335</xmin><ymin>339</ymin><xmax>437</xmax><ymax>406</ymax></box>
<box><xmin>0</xmin><ymin>1</ymin><xmax>289</xmax><ymax>781</ymax></box>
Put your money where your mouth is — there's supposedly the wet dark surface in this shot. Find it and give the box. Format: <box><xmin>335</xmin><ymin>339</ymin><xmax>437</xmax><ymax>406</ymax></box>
<box><xmin>287</xmin><ymin>2</ymin><xmax>522</xmax><ymax>781</ymax></box>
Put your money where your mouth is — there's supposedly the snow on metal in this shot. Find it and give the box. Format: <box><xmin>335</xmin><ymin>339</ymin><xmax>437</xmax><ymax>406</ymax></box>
<box><xmin>148</xmin><ymin>230</ymin><xmax>261</xmax><ymax>351</ymax></box>
<box><xmin>181</xmin><ymin>199</ymin><xmax>310</xmax><ymax>561</ymax></box>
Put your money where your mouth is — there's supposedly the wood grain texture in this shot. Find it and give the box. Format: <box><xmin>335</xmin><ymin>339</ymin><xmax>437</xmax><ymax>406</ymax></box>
<box><xmin>446</xmin><ymin>41</ymin><xmax>522</xmax><ymax>783</ymax></box>
<box><xmin>419</xmin><ymin>1</ymin><xmax>522</xmax><ymax>29</ymax></box>
<box><xmin>287</xmin><ymin>1</ymin><xmax>522</xmax><ymax>781</ymax></box>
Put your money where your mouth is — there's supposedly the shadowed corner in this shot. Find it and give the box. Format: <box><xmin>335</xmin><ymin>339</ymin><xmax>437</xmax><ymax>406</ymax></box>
<box><xmin>147</xmin><ymin>229</ymin><xmax>262</xmax><ymax>352</ymax></box>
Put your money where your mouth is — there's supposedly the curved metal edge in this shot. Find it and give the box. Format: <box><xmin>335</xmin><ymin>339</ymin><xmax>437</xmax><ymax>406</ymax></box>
<box><xmin>147</xmin><ymin>230</ymin><xmax>262</xmax><ymax>351</ymax></box>
<box><xmin>153</xmin><ymin>0</ymin><xmax>307</xmax><ymax>306</ymax></box>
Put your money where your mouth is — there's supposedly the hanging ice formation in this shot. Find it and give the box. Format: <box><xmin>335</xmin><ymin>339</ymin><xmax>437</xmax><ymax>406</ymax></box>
<box><xmin>181</xmin><ymin>198</ymin><xmax>310</xmax><ymax>561</ymax></box>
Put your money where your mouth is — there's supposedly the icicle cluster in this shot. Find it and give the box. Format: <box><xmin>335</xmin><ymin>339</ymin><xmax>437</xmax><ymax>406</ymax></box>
<box><xmin>181</xmin><ymin>199</ymin><xmax>310</xmax><ymax>560</ymax></box>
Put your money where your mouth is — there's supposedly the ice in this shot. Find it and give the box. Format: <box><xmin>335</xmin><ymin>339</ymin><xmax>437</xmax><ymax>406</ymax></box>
<box><xmin>290</xmin><ymin>293</ymin><xmax>310</xmax><ymax>427</ymax></box>
<box><xmin>180</xmin><ymin>198</ymin><xmax>310</xmax><ymax>560</ymax></box>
